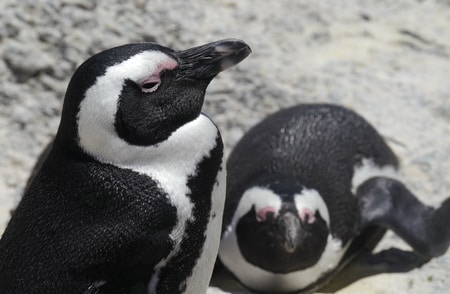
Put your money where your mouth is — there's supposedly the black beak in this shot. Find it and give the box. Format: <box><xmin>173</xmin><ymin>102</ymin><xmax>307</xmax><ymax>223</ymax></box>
<box><xmin>279</xmin><ymin>212</ymin><xmax>301</xmax><ymax>253</ymax></box>
<box><xmin>175</xmin><ymin>39</ymin><xmax>251</xmax><ymax>80</ymax></box>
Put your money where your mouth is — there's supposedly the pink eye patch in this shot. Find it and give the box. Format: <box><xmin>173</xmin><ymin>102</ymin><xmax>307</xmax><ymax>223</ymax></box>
<box><xmin>299</xmin><ymin>208</ymin><xmax>316</xmax><ymax>224</ymax></box>
<box><xmin>256</xmin><ymin>206</ymin><xmax>277</xmax><ymax>222</ymax></box>
<box><xmin>140</xmin><ymin>59</ymin><xmax>178</xmax><ymax>93</ymax></box>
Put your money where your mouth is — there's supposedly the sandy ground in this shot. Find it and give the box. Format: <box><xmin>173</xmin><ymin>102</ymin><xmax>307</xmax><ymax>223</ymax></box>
<box><xmin>0</xmin><ymin>0</ymin><xmax>449</xmax><ymax>293</ymax></box>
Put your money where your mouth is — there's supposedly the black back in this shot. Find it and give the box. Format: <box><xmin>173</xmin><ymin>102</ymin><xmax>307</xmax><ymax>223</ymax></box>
<box><xmin>225</xmin><ymin>103</ymin><xmax>398</xmax><ymax>243</ymax></box>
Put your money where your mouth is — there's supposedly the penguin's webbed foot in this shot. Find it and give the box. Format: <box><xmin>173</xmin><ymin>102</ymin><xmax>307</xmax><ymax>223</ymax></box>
<box><xmin>355</xmin><ymin>177</ymin><xmax>450</xmax><ymax>259</ymax></box>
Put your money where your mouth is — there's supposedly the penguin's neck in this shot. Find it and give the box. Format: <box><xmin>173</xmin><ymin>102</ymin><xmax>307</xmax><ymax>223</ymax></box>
<box><xmin>78</xmin><ymin>114</ymin><xmax>219</xmax><ymax>181</ymax></box>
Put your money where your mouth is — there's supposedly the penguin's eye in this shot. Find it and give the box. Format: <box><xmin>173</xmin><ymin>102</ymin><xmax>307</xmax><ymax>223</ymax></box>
<box><xmin>142</xmin><ymin>82</ymin><xmax>159</xmax><ymax>91</ymax></box>
<box><xmin>140</xmin><ymin>77</ymin><xmax>161</xmax><ymax>93</ymax></box>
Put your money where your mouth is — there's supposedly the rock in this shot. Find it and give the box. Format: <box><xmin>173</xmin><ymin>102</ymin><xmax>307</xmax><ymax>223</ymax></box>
<box><xmin>3</xmin><ymin>42</ymin><xmax>54</xmax><ymax>82</ymax></box>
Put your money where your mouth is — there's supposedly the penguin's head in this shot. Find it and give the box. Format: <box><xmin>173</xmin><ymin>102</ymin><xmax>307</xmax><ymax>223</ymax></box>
<box><xmin>227</xmin><ymin>180</ymin><xmax>331</xmax><ymax>273</ymax></box>
<box><xmin>56</xmin><ymin>39</ymin><xmax>251</xmax><ymax>154</ymax></box>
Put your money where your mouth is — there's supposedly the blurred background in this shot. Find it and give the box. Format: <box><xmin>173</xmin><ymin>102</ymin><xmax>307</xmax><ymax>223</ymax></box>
<box><xmin>0</xmin><ymin>0</ymin><xmax>449</xmax><ymax>293</ymax></box>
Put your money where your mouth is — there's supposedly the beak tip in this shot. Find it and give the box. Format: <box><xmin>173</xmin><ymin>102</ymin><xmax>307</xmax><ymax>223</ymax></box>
<box><xmin>215</xmin><ymin>38</ymin><xmax>251</xmax><ymax>51</ymax></box>
<box><xmin>217</xmin><ymin>39</ymin><xmax>252</xmax><ymax>72</ymax></box>
<box><xmin>285</xmin><ymin>242</ymin><xmax>297</xmax><ymax>254</ymax></box>
<box><xmin>176</xmin><ymin>38</ymin><xmax>251</xmax><ymax>80</ymax></box>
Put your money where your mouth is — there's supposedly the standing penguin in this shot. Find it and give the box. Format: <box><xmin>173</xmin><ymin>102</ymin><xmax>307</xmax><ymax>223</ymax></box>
<box><xmin>0</xmin><ymin>39</ymin><xmax>251</xmax><ymax>294</ymax></box>
<box><xmin>216</xmin><ymin>104</ymin><xmax>450</xmax><ymax>293</ymax></box>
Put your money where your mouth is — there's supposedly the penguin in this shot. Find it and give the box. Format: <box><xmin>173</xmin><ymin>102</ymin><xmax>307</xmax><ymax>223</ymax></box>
<box><xmin>214</xmin><ymin>103</ymin><xmax>450</xmax><ymax>293</ymax></box>
<box><xmin>0</xmin><ymin>39</ymin><xmax>251</xmax><ymax>294</ymax></box>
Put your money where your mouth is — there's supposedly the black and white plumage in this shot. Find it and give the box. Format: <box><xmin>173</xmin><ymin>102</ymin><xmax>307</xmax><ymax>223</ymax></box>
<box><xmin>215</xmin><ymin>104</ymin><xmax>450</xmax><ymax>293</ymax></box>
<box><xmin>0</xmin><ymin>39</ymin><xmax>251</xmax><ymax>294</ymax></box>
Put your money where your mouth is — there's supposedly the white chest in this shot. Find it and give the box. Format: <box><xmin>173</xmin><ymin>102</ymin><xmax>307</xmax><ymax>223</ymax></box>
<box><xmin>79</xmin><ymin>114</ymin><xmax>221</xmax><ymax>293</ymax></box>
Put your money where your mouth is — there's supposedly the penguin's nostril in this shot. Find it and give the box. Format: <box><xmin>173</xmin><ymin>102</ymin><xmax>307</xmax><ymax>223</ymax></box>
<box><xmin>256</xmin><ymin>206</ymin><xmax>276</xmax><ymax>222</ymax></box>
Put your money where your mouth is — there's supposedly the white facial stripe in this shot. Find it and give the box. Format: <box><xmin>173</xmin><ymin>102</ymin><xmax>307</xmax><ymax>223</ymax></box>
<box><xmin>352</xmin><ymin>158</ymin><xmax>400</xmax><ymax>194</ymax></box>
<box><xmin>77</xmin><ymin>51</ymin><xmax>177</xmax><ymax>161</ymax></box>
<box><xmin>293</xmin><ymin>188</ymin><xmax>330</xmax><ymax>227</ymax></box>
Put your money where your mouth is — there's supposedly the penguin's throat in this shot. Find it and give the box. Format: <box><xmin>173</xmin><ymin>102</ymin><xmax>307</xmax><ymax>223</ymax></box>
<box><xmin>80</xmin><ymin>114</ymin><xmax>218</xmax><ymax>170</ymax></box>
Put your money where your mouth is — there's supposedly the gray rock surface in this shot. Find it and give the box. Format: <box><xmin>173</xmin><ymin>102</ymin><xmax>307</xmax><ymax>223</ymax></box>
<box><xmin>0</xmin><ymin>0</ymin><xmax>449</xmax><ymax>293</ymax></box>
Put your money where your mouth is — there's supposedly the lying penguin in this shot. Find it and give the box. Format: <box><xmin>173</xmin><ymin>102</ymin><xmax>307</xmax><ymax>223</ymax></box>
<box><xmin>215</xmin><ymin>103</ymin><xmax>450</xmax><ymax>293</ymax></box>
<box><xmin>0</xmin><ymin>39</ymin><xmax>251</xmax><ymax>294</ymax></box>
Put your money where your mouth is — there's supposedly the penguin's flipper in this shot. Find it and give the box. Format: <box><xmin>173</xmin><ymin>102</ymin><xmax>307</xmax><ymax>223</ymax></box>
<box><xmin>355</xmin><ymin>176</ymin><xmax>450</xmax><ymax>259</ymax></box>
<box><xmin>320</xmin><ymin>247</ymin><xmax>427</xmax><ymax>292</ymax></box>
